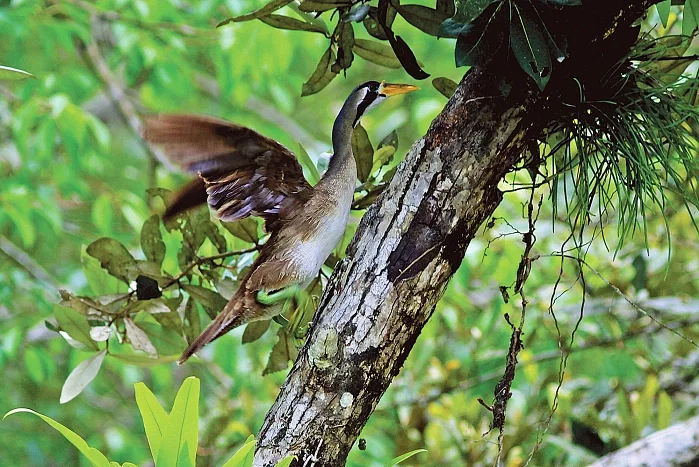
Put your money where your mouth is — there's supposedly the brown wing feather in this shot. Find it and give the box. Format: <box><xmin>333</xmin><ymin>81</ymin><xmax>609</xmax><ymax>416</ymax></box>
<box><xmin>143</xmin><ymin>114</ymin><xmax>313</xmax><ymax>225</ymax></box>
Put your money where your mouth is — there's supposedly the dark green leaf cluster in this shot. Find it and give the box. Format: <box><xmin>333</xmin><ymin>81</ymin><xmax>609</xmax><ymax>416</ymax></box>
<box><xmin>440</xmin><ymin>0</ymin><xmax>574</xmax><ymax>90</ymax></box>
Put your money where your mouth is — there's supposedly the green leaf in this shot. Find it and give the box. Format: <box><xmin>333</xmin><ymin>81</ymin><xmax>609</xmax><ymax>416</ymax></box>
<box><xmin>4</xmin><ymin>204</ymin><xmax>36</xmax><ymax>247</ymax></box>
<box><xmin>156</xmin><ymin>376</ymin><xmax>200</xmax><ymax>467</ymax></box>
<box><xmin>297</xmin><ymin>143</ymin><xmax>321</xmax><ymax>185</ymax></box>
<box><xmin>24</xmin><ymin>348</ymin><xmax>46</xmax><ymax>383</ymax></box>
<box><xmin>302</xmin><ymin>47</ymin><xmax>338</xmax><ymax>96</ymax></box>
<box><xmin>683</xmin><ymin>0</ymin><xmax>699</xmax><ymax>35</ymax></box>
<box><xmin>183</xmin><ymin>284</ymin><xmax>228</xmax><ymax>311</ymax></box>
<box><xmin>510</xmin><ymin>5</ymin><xmax>552</xmax><ymax>91</ymax></box>
<box><xmin>3</xmin><ymin>408</ymin><xmax>110</xmax><ymax>467</ymax></box>
<box><xmin>60</xmin><ymin>350</ymin><xmax>107</xmax><ymax>404</ymax></box>
<box><xmin>218</xmin><ymin>0</ymin><xmax>293</xmax><ymax>25</ymax></box>
<box><xmin>370</xmin><ymin>146</ymin><xmax>396</xmax><ymax>175</ymax></box>
<box><xmin>453</xmin><ymin>0</ymin><xmax>499</xmax><ymax>23</ymax></box>
<box><xmin>432</xmin><ymin>77</ymin><xmax>458</xmax><ymax>98</ymax></box>
<box><xmin>54</xmin><ymin>304</ymin><xmax>99</xmax><ymax>351</ymax></box>
<box><xmin>86</xmin><ymin>237</ymin><xmax>137</xmax><ymax>284</ymax></box>
<box><xmin>332</xmin><ymin>22</ymin><xmax>355</xmax><ymax>73</ymax></box>
<box><xmin>222</xmin><ymin>218</ymin><xmax>260</xmax><ymax>244</ymax></box>
<box><xmin>395</xmin><ymin>4</ymin><xmax>449</xmax><ymax>36</ymax></box>
<box><xmin>242</xmin><ymin>320</ymin><xmax>271</xmax><ymax>344</ymax></box>
<box><xmin>353</xmin><ymin>39</ymin><xmax>402</xmax><ymax>69</ymax></box>
<box><xmin>124</xmin><ymin>317</ymin><xmax>158</xmax><ymax>357</ymax></box>
<box><xmin>274</xmin><ymin>455</ymin><xmax>296</xmax><ymax>467</ymax></box>
<box><xmin>259</xmin><ymin>14</ymin><xmax>327</xmax><ymax>34</ymax></box>
<box><xmin>263</xmin><ymin>328</ymin><xmax>299</xmax><ymax>375</ymax></box>
<box><xmin>141</xmin><ymin>215</ymin><xmax>166</xmax><ymax>268</ymax></box>
<box><xmin>221</xmin><ymin>436</ymin><xmax>256</xmax><ymax>467</ymax></box>
<box><xmin>298</xmin><ymin>0</ymin><xmax>350</xmax><ymax>13</ymax></box>
<box><xmin>351</xmin><ymin>124</ymin><xmax>374</xmax><ymax>183</ymax></box>
<box><xmin>382</xmin><ymin>448</ymin><xmax>427</xmax><ymax>467</ymax></box>
<box><xmin>657</xmin><ymin>0</ymin><xmax>671</xmax><ymax>27</ymax></box>
<box><xmin>0</xmin><ymin>64</ymin><xmax>36</xmax><ymax>80</ymax></box>
<box><xmin>82</xmin><ymin>246</ymin><xmax>124</xmax><ymax>295</ymax></box>
<box><xmin>438</xmin><ymin>18</ymin><xmax>467</xmax><ymax>39</ymax></box>
<box><xmin>135</xmin><ymin>382</ymin><xmax>169</xmax><ymax>461</ymax></box>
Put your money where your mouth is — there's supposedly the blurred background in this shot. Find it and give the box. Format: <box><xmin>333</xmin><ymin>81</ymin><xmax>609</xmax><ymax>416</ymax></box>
<box><xmin>0</xmin><ymin>0</ymin><xmax>697</xmax><ymax>465</ymax></box>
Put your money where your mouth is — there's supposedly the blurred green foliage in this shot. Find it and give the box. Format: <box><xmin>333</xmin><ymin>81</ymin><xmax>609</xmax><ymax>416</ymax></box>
<box><xmin>0</xmin><ymin>1</ymin><xmax>697</xmax><ymax>466</ymax></box>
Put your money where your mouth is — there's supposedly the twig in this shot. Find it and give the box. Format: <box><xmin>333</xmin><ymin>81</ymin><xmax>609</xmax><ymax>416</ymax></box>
<box><xmin>161</xmin><ymin>247</ymin><xmax>258</xmax><ymax>290</ymax></box>
<box><xmin>0</xmin><ymin>235</ymin><xmax>59</xmax><ymax>289</ymax></box>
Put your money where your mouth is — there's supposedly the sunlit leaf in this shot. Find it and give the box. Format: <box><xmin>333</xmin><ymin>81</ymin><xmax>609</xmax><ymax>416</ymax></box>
<box><xmin>111</xmin><ymin>353</ymin><xmax>179</xmax><ymax>366</ymax></box>
<box><xmin>3</xmin><ymin>408</ymin><xmax>110</xmax><ymax>466</ymax></box>
<box><xmin>134</xmin><ymin>381</ymin><xmax>169</xmax><ymax>461</ymax></box>
<box><xmin>156</xmin><ymin>376</ymin><xmax>200</xmax><ymax>467</ymax></box>
<box><xmin>218</xmin><ymin>0</ymin><xmax>293</xmax><ymax>25</ymax></box>
<box><xmin>382</xmin><ymin>448</ymin><xmax>427</xmax><ymax>467</ymax></box>
<box><xmin>60</xmin><ymin>350</ymin><xmax>107</xmax><ymax>404</ymax></box>
<box><xmin>221</xmin><ymin>435</ymin><xmax>256</xmax><ymax>467</ymax></box>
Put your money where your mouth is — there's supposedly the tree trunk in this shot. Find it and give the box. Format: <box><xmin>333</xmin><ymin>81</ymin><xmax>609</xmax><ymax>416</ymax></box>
<box><xmin>254</xmin><ymin>1</ymin><xmax>656</xmax><ymax>465</ymax></box>
<box><xmin>586</xmin><ymin>416</ymin><xmax>699</xmax><ymax>467</ymax></box>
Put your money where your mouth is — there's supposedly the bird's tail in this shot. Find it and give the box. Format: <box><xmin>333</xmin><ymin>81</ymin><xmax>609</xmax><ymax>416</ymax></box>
<box><xmin>177</xmin><ymin>298</ymin><xmax>246</xmax><ymax>365</ymax></box>
<box><xmin>163</xmin><ymin>178</ymin><xmax>208</xmax><ymax>220</ymax></box>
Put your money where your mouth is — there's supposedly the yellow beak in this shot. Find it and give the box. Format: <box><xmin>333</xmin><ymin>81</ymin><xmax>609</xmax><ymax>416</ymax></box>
<box><xmin>380</xmin><ymin>81</ymin><xmax>420</xmax><ymax>97</ymax></box>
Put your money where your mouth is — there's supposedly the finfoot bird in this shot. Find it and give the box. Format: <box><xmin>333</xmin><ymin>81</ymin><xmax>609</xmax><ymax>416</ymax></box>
<box><xmin>143</xmin><ymin>80</ymin><xmax>418</xmax><ymax>364</ymax></box>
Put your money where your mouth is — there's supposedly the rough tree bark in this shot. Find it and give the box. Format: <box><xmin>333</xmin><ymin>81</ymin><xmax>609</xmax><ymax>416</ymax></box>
<box><xmin>254</xmin><ymin>1</ymin><xmax>656</xmax><ymax>465</ymax></box>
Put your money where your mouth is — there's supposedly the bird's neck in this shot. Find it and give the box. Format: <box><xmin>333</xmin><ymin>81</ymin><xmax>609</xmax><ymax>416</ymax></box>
<box><xmin>325</xmin><ymin>101</ymin><xmax>358</xmax><ymax>181</ymax></box>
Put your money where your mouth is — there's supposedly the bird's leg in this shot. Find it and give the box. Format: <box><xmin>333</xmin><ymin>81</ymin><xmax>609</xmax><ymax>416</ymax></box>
<box><xmin>256</xmin><ymin>285</ymin><xmax>301</xmax><ymax>306</ymax></box>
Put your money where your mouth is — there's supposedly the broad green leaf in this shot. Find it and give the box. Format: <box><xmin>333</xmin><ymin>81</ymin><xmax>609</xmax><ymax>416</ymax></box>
<box><xmin>156</xmin><ymin>376</ymin><xmax>200</xmax><ymax>467</ymax></box>
<box><xmin>453</xmin><ymin>0</ymin><xmax>498</xmax><ymax>23</ymax></box>
<box><xmin>370</xmin><ymin>146</ymin><xmax>396</xmax><ymax>175</ymax></box>
<box><xmin>242</xmin><ymin>320</ymin><xmax>271</xmax><ymax>344</ymax></box>
<box><xmin>353</xmin><ymin>39</ymin><xmax>401</xmax><ymax>69</ymax></box>
<box><xmin>222</xmin><ymin>218</ymin><xmax>260</xmax><ymax>244</ymax></box>
<box><xmin>0</xmin><ymin>64</ymin><xmax>36</xmax><ymax>80</ymax></box>
<box><xmin>302</xmin><ymin>47</ymin><xmax>338</xmax><ymax>96</ymax></box>
<box><xmin>141</xmin><ymin>215</ymin><xmax>166</xmax><ymax>268</ymax></box>
<box><xmin>183</xmin><ymin>284</ymin><xmax>228</xmax><ymax>311</ymax></box>
<box><xmin>332</xmin><ymin>22</ymin><xmax>355</xmax><ymax>73</ymax></box>
<box><xmin>378</xmin><ymin>130</ymin><xmax>398</xmax><ymax>152</ymax></box>
<box><xmin>124</xmin><ymin>317</ymin><xmax>158</xmax><ymax>357</ymax></box>
<box><xmin>86</xmin><ymin>237</ymin><xmax>137</xmax><ymax>284</ymax></box>
<box><xmin>395</xmin><ymin>4</ymin><xmax>449</xmax><ymax>36</ymax></box>
<box><xmin>218</xmin><ymin>0</ymin><xmax>293</xmax><ymax>25</ymax></box>
<box><xmin>60</xmin><ymin>349</ymin><xmax>107</xmax><ymax>404</ymax></box>
<box><xmin>298</xmin><ymin>0</ymin><xmax>350</xmax><ymax>13</ymax></box>
<box><xmin>274</xmin><ymin>455</ymin><xmax>296</xmax><ymax>467</ymax></box>
<box><xmin>3</xmin><ymin>408</ymin><xmax>110</xmax><ymax>467</ymax></box>
<box><xmin>263</xmin><ymin>328</ymin><xmax>299</xmax><ymax>375</ymax></box>
<box><xmin>351</xmin><ymin>124</ymin><xmax>374</xmax><ymax>183</ymax></box>
<box><xmin>297</xmin><ymin>143</ymin><xmax>321</xmax><ymax>185</ymax></box>
<box><xmin>683</xmin><ymin>0</ymin><xmax>699</xmax><ymax>35</ymax></box>
<box><xmin>222</xmin><ymin>435</ymin><xmax>256</xmax><ymax>467</ymax></box>
<box><xmin>135</xmin><ymin>382</ymin><xmax>169</xmax><ymax>461</ymax></box>
<box><xmin>438</xmin><ymin>18</ymin><xmax>467</xmax><ymax>39</ymax></box>
<box><xmin>382</xmin><ymin>448</ymin><xmax>427</xmax><ymax>467</ymax></box>
<box><xmin>133</xmin><ymin>312</ymin><xmax>186</xmax><ymax>356</ymax></box>
<box><xmin>510</xmin><ymin>5</ymin><xmax>552</xmax><ymax>91</ymax></box>
<box><xmin>657</xmin><ymin>0</ymin><xmax>671</xmax><ymax>28</ymax></box>
<box><xmin>259</xmin><ymin>14</ymin><xmax>327</xmax><ymax>34</ymax></box>
<box><xmin>4</xmin><ymin>204</ymin><xmax>36</xmax><ymax>246</ymax></box>
<box><xmin>432</xmin><ymin>77</ymin><xmax>458</xmax><ymax>98</ymax></box>
<box><xmin>54</xmin><ymin>304</ymin><xmax>99</xmax><ymax>350</ymax></box>
<box><xmin>82</xmin><ymin>246</ymin><xmax>124</xmax><ymax>295</ymax></box>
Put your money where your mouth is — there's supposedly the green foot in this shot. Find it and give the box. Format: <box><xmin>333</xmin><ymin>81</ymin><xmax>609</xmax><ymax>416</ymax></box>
<box><xmin>256</xmin><ymin>285</ymin><xmax>301</xmax><ymax>305</ymax></box>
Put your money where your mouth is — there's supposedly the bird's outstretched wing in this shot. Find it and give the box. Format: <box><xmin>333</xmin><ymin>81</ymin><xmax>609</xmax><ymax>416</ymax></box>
<box><xmin>143</xmin><ymin>114</ymin><xmax>313</xmax><ymax>225</ymax></box>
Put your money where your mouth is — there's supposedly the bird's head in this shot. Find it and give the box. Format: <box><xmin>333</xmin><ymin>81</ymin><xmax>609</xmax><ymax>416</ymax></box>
<box><xmin>348</xmin><ymin>80</ymin><xmax>419</xmax><ymax>127</ymax></box>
